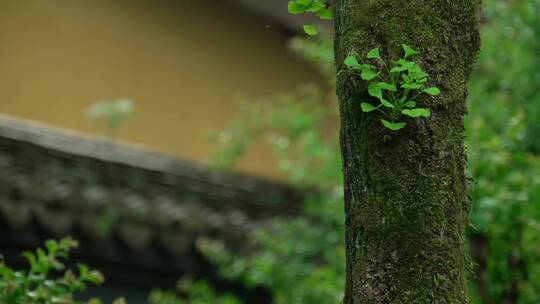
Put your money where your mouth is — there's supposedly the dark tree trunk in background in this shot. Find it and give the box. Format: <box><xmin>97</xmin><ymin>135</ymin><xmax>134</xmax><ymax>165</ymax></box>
<box><xmin>331</xmin><ymin>1</ymin><xmax>481</xmax><ymax>303</ymax></box>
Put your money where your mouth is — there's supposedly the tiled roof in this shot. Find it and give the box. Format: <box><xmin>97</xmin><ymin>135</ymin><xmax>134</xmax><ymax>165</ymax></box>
<box><xmin>0</xmin><ymin>114</ymin><xmax>302</xmax><ymax>272</ymax></box>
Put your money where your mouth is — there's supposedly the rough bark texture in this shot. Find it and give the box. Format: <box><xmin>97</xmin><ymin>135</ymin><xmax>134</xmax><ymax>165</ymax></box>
<box><xmin>332</xmin><ymin>1</ymin><xmax>481</xmax><ymax>303</ymax></box>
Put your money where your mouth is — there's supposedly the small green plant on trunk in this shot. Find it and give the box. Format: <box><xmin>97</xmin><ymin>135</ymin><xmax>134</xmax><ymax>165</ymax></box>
<box><xmin>344</xmin><ymin>44</ymin><xmax>440</xmax><ymax>131</ymax></box>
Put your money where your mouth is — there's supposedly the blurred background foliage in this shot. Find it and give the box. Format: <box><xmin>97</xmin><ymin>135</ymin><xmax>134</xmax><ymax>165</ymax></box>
<box><xmin>466</xmin><ymin>0</ymin><xmax>540</xmax><ymax>303</ymax></box>
<box><xmin>167</xmin><ymin>0</ymin><xmax>540</xmax><ymax>303</ymax></box>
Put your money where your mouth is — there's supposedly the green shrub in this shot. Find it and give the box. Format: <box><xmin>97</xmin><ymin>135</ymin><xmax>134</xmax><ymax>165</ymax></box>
<box><xmin>0</xmin><ymin>237</ymin><xmax>117</xmax><ymax>304</ymax></box>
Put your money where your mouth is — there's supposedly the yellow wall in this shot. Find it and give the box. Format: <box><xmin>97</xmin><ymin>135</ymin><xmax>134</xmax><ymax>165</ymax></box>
<box><xmin>0</xmin><ymin>0</ymin><xmax>317</xmax><ymax>178</ymax></box>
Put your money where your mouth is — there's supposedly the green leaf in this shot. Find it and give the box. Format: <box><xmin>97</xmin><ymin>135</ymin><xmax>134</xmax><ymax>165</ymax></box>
<box><xmin>423</xmin><ymin>87</ymin><xmax>441</xmax><ymax>95</ymax></box>
<box><xmin>402</xmin><ymin>108</ymin><xmax>431</xmax><ymax>118</ymax></box>
<box><xmin>377</xmin><ymin>82</ymin><xmax>397</xmax><ymax>92</ymax></box>
<box><xmin>407</xmin><ymin>63</ymin><xmax>424</xmax><ymax>74</ymax></box>
<box><xmin>368</xmin><ymin>83</ymin><xmax>395</xmax><ymax>107</ymax></box>
<box><xmin>390</xmin><ymin>59</ymin><xmax>414</xmax><ymax>73</ymax></box>
<box><xmin>390</xmin><ymin>66</ymin><xmax>407</xmax><ymax>73</ymax></box>
<box><xmin>381</xmin><ymin>119</ymin><xmax>406</xmax><ymax>131</ymax></box>
<box><xmin>113</xmin><ymin>298</ymin><xmax>127</xmax><ymax>304</ymax></box>
<box><xmin>361</xmin><ymin>69</ymin><xmax>379</xmax><ymax>81</ymax></box>
<box><xmin>303</xmin><ymin>24</ymin><xmax>317</xmax><ymax>36</ymax></box>
<box><xmin>307</xmin><ymin>1</ymin><xmax>325</xmax><ymax>12</ymax></box>
<box><xmin>45</xmin><ymin>240</ymin><xmax>59</xmax><ymax>254</ymax></box>
<box><xmin>367</xmin><ymin>48</ymin><xmax>380</xmax><ymax>59</ymax></box>
<box><xmin>368</xmin><ymin>83</ymin><xmax>382</xmax><ymax>99</ymax></box>
<box><xmin>380</xmin><ymin>98</ymin><xmax>395</xmax><ymax>108</ymax></box>
<box><xmin>408</xmin><ymin>69</ymin><xmax>428</xmax><ymax>83</ymax></box>
<box><xmin>403</xmin><ymin>101</ymin><xmax>416</xmax><ymax>108</ymax></box>
<box><xmin>401</xmin><ymin>73</ymin><xmax>411</xmax><ymax>83</ymax></box>
<box><xmin>401</xmin><ymin>83</ymin><xmax>423</xmax><ymax>89</ymax></box>
<box><xmin>398</xmin><ymin>59</ymin><xmax>415</xmax><ymax>68</ymax></box>
<box><xmin>416</xmin><ymin>76</ymin><xmax>428</xmax><ymax>83</ymax></box>
<box><xmin>402</xmin><ymin>44</ymin><xmax>420</xmax><ymax>58</ymax></box>
<box><xmin>360</xmin><ymin>102</ymin><xmax>377</xmax><ymax>112</ymax></box>
<box><xmin>344</xmin><ymin>55</ymin><xmax>359</xmax><ymax>67</ymax></box>
<box><xmin>288</xmin><ymin>2</ymin><xmax>304</xmax><ymax>14</ymax></box>
<box><xmin>315</xmin><ymin>8</ymin><xmax>332</xmax><ymax>20</ymax></box>
<box><xmin>22</xmin><ymin>252</ymin><xmax>37</xmax><ymax>269</ymax></box>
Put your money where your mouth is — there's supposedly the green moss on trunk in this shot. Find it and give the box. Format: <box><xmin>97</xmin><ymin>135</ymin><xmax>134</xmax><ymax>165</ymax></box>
<box><xmin>332</xmin><ymin>1</ymin><xmax>481</xmax><ymax>303</ymax></box>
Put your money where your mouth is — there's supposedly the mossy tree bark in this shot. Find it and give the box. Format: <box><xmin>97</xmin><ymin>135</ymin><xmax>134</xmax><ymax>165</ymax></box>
<box><xmin>331</xmin><ymin>1</ymin><xmax>481</xmax><ymax>303</ymax></box>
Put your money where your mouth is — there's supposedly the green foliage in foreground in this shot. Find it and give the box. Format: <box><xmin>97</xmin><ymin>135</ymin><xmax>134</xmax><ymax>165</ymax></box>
<box><xmin>344</xmin><ymin>44</ymin><xmax>439</xmax><ymax>131</ymax></box>
<box><xmin>0</xmin><ymin>238</ymin><xmax>236</xmax><ymax>304</ymax></box>
<box><xmin>0</xmin><ymin>238</ymin><xmax>113</xmax><ymax>304</ymax></box>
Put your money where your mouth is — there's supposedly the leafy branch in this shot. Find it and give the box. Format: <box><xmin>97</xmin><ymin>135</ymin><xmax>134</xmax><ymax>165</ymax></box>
<box><xmin>344</xmin><ymin>44</ymin><xmax>440</xmax><ymax>131</ymax></box>
<box><xmin>0</xmin><ymin>237</ymin><xmax>123</xmax><ymax>304</ymax></box>
<box><xmin>288</xmin><ymin>0</ymin><xmax>332</xmax><ymax>35</ymax></box>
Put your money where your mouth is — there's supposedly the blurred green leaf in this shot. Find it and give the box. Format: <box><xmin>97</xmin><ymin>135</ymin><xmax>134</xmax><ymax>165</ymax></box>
<box><xmin>303</xmin><ymin>24</ymin><xmax>317</xmax><ymax>36</ymax></box>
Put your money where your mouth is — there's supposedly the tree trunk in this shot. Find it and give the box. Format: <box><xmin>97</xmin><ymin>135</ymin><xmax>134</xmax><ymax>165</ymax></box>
<box><xmin>332</xmin><ymin>1</ymin><xmax>481</xmax><ymax>303</ymax></box>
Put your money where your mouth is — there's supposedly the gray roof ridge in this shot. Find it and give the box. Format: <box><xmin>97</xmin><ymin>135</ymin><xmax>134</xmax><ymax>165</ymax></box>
<box><xmin>0</xmin><ymin>113</ymin><xmax>290</xmax><ymax>192</ymax></box>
